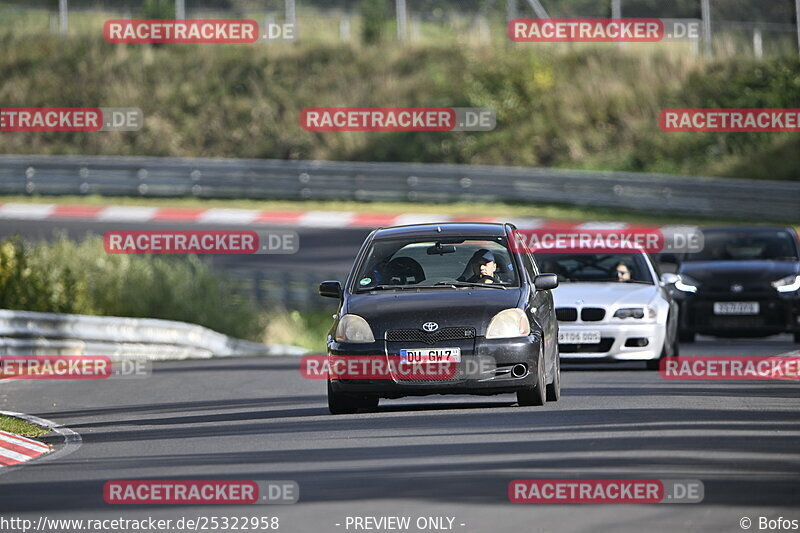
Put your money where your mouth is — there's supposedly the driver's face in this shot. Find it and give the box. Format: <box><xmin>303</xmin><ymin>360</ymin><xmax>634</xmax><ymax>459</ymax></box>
<box><xmin>616</xmin><ymin>265</ymin><xmax>631</xmax><ymax>282</ymax></box>
<box><xmin>479</xmin><ymin>260</ymin><xmax>497</xmax><ymax>277</ymax></box>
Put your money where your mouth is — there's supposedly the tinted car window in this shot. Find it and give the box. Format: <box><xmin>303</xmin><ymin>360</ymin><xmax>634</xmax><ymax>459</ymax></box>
<box><xmin>538</xmin><ymin>253</ymin><xmax>654</xmax><ymax>284</ymax></box>
<box><xmin>354</xmin><ymin>238</ymin><xmax>519</xmax><ymax>289</ymax></box>
<box><xmin>684</xmin><ymin>230</ymin><xmax>799</xmax><ymax>261</ymax></box>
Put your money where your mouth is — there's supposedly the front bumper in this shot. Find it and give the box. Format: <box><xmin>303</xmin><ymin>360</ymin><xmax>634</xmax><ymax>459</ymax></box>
<box><xmin>328</xmin><ymin>335</ymin><xmax>542</xmax><ymax>398</ymax></box>
<box><xmin>558</xmin><ymin>322</ymin><xmax>665</xmax><ymax>362</ymax></box>
<box><xmin>678</xmin><ymin>291</ymin><xmax>800</xmax><ymax>336</ymax></box>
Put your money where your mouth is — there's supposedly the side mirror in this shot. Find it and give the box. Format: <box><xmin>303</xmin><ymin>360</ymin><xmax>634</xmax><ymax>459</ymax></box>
<box><xmin>660</xmin><ymin>273</ymin><xmax>679</xmax><ymax>286</ymax></box>
<box><xmin>534</xmin><ymin>273</ymin><xmax>559</xmax><ymax>291</ymax></box>
<box><xmin>319</xmin><ymin>281</ymin><xmax>342</xmax><ymax>299</ymax></box>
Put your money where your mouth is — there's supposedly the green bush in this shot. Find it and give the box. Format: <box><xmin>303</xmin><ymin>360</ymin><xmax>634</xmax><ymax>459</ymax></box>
<box><xmin>142</xmin><ymin>0</ymin><xmax>176</xmax><ymax>19</ymax></box>
<box><xmin>0</xmin><ymin>235</ymin><xmax>261</xmax><ymax>340</ymax></box>
<box><xmin>360</xmin><ymin>0</ymin><xmax>388</xmax><ymax>45</ymax></box>
<box><xmin>0</xmin><ymin>28</ymin><xmax>797</xmax><ymax>179</ymax></box>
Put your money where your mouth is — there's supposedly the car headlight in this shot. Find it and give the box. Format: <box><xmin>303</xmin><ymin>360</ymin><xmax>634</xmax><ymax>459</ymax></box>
<box><xmin>334</xmin><ymin>314</ymin><xmax>375</xmax><ymax>343</ymax></box>
<box><xmin>771</xmin><ymin>275</ymin><xmax>800</xmax><ymax>293</ymax></box>
<box><xmin>614</xmin><ymin>307</ymin><xmax>645</xmax><ymax>319</ymax></box>
<box><xmin>674</xmin><ymin>274</ymin><xmax>700</xmax><ymax>293</ymax></box>
<box><xmin>485</xmin><ymin>308</ymin><xmax>530</xmax><ymax>339</ymax></box>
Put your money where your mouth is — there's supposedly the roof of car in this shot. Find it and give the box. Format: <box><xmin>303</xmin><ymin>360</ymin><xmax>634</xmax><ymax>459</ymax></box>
<box><xmin>703</xmin><ymin>226</ymin><xmax>796</xmax><ymax>234</ymax></box>
<box><xmin>372</xmin><ymin>222</ymin><xmax>511</xmax><ymax>240</ymax></box>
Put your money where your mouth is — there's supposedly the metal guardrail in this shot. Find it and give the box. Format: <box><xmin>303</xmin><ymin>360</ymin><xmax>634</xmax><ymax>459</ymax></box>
<box><xmin>0</xmin><ymin>154</ymin><xmax>798</xmax><ymax>222</ymax></box>
<box><xmin>0</xmin><ymin>309</ymin><xmax>307</xmax><ymax>360</ymax></box>
<box><xmin>227</xmin><ymin>268</ymin><xmax>344</xmax><ymax>312</ymax></box>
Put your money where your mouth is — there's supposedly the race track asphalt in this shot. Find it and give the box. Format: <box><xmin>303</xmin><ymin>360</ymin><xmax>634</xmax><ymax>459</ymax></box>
<box><xmin>1</xmin><ymin>336</ymin><xmax>798</xmax><ymax>533</ymax></box>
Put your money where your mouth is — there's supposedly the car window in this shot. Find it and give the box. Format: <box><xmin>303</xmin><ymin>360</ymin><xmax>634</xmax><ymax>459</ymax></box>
<box><xmin>684</xmin><ymin>230</ymin><xmax>799</xmax><ymax>261</ymax></box>
<box><xmin>537</xmin><ymin>253</ymin><xmax>655</xmax><ymax>284</ymax></box>
<box><xmin>354</xmin><ymin>237</ymin><xmax>519</xmax><ymax>290</ymax></box>
<box><xmin>521</xmin><ymin>252</ymin><xmax>539</xmax><ymax>279</ymax></box>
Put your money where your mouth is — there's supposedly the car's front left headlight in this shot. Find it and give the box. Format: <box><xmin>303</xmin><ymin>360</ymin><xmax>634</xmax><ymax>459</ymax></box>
<box><xmin>485</xmin><ymin>308</ymin><xmax>530</xmax><ymax>339</ymax></box>
<box><xmin>614</xmin><ymin>306</ymin><xmax>658</xmax><ymax>320</ymax></box>
<box><xmin>614</xmin><ymin>307</ymin><xmax>645</xmax><ymax>319</ymax></box>
<box><xmin>771</xmin><ymin>275</ymin><xmax>800</xmax><ymax>293</ymax></box>
<box><xmin>334</xmin><ymin>314</ymin><xmax>375</xmax><ymax>343</ymax></box>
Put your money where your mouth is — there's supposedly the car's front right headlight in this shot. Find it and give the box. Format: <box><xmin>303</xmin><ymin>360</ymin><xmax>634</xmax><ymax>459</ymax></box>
<box><xmin>486</xmin><ymin>308</ymin><xmax>530</xmax><ymax>339</ymax></box>
<box><xmin>771</xmin><ymin>275</ymin><xmax>800</xmax><ymax>293</ymax></box>
<box><xmin>674</xmin><ymin>274</ymin><xmax>700</xmax><ymax>293</ymax></box>
<box><xmin>335</xmin><ymin>314</ymin><xmax>375</xmax><ymax>343</ymax></box>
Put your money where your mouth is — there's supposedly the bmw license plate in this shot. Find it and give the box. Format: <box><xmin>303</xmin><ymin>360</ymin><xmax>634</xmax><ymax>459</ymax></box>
<box><xmin>400</xmin><ymin>348</ymin><xmax>461</xmax><ymax>364</ymax></box>
<box><xmin>713</xmin><ymin>302</ymin><xmax>759</xmax><ymax>315</ymax></box>
<box><xmin>559</xmin><ymin>331</ymin><xmax>601</xmax><ymax>344</ymax></box>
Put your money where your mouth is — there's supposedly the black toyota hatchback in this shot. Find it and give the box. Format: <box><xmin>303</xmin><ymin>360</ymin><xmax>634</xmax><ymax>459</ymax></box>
<box><xmin>668</xmin><ymin>226</ymin><xmax>800</xmax><ymax>343</ymax></box>
<box><xmin>319</xmin><ymin>223</ymin><xmax>561</xmax><ymax>414</ymax></box>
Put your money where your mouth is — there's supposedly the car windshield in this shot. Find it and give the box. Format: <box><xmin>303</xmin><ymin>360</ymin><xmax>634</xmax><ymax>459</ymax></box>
<box><xmin>683</xmin><ymin>230</ymin><xmax>799</xmax><ymax>262</ymax></box>
<box><xmin>354</xmin><ymin>237</ymin><xmax>519</xmax><ymax>291</ymax></box>
<box><xmin>538</xmin><ymin>253</ymin><xmax>654</xmax><ymax>284</ymax></box>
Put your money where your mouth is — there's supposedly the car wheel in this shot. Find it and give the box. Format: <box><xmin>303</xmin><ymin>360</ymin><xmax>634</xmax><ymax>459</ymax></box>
<box><xmin>517</xmin><ymin>350</ymin><xmax>546</xmax><ymax>407</ymax></box>
<box><xmin>327</xmin><ymin>379</ymin><xmax>359</xmax><ymax>415</ymax></box>
<box><xmin>546</xmin><ymin>352</ymin><xmax>561</xmax><ymax>402</ymax></box>
<box><xmin>678</xmin><ymin>330</ymin><xmax>696</xmax><ymax>343</ymax></box>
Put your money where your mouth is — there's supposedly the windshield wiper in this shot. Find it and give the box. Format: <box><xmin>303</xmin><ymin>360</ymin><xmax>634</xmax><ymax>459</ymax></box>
<box><xmin>434</xmin><ymin>281</ymin><xmax>507</xmax><ymax>290</ymax></box>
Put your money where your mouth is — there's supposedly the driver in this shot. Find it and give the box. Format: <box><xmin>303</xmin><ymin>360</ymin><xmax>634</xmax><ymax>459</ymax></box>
<box><xmin>615</xmin><ymin>262</ymin><xmax>632</xmax><ymax>282</ymax></box>
<box><xmin>463</xmin><ymin>249</ymin><xmax>501</xmax><ymax>284</ymax></box>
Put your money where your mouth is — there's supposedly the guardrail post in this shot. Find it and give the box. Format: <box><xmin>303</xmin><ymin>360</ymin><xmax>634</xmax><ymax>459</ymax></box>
<box><xmin>285</xmin><ymin>0</ymin><xmax>296</xmax><ymax>39</ymax></box>
<box><xmin>796</xmin><ymin>0</ymin><xmax>800</xmax><ymax>56</ymax></box>
<box><xmin>175</xmin><ymin>0</ymin><xmax>185</xmax><ymax>19</ymax></box>
<box><xmin>59</xmin><ymin>0</ymin><xmax>68</xmax><ymax>37</ymax></box>
<box><xmin>396</xmin><ymin>0</ymin><xmax>407</xmax><ymax>42</ymax></box>
<box><xmin>701</xmin><ymin>0</ymin><xmax>712</xmax><ymax>58</ymax></box>
<box><xmin>753</xmin><ymin>27</ymin><xmax>763</xmax><ymax>59</ymax></box>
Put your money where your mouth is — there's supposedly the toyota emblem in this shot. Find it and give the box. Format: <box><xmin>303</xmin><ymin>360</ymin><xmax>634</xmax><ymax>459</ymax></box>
<box><xmin>422</xmin><ymin>322</ymin><xmax>439</xmax><ymax>332</ymax></box>
<box><xmin>731</xmin><ymin>284</ymin><xmax>744</xmax><ymax>293</ymax></box>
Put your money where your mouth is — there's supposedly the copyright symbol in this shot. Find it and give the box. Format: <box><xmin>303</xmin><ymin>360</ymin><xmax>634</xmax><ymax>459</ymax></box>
<box><xmin>740</xmin><ymin>517</ymin><xmax>751</xmax><ymax>530</ymax></box>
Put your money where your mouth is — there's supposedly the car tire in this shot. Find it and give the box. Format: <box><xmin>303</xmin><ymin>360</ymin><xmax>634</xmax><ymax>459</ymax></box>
<box><xmin>645</xmin><ymin>353</ymin><xmax>665</xmax><ymax>370</ymax></box>
<box><xmin>327</xmin><ymin>379</ymin><xmax>359</xmax><ymax>415</ymax></box>
<box><xmin>546</xmin><ymin>352</ymin><xmax>561</xmax><ymax>402</ymax></box>
<box><xmin>678</xmin><ymin>330</ymin><xmax>696</xmax><ymax>343</ymax></box>
<box><xmin>517</xmin><ymin>350</ymin><xmax>546</xmax><ymax>407</ymax></box>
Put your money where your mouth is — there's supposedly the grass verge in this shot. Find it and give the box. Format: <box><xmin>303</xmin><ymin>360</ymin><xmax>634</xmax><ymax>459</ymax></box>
<box><xmin>0</xmin><ymin>414</ymin><xmax>49</xmax><ymax>438</ymax></box>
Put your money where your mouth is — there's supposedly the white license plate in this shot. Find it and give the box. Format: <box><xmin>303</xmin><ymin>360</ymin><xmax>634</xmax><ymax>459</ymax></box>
<box><xmin>400</xmin><ymin>348</ymin><xmax>461</xmax><ymax>364</ymax></box>
<box><xmin>713</xmin><ymin>302</ymin><xmax>759</xmax><ymax>315</ymax></box>
<box><xmin>558</xmin><ymin>331</ymin><xmax>601</xmax><ymax>344</ymax></box>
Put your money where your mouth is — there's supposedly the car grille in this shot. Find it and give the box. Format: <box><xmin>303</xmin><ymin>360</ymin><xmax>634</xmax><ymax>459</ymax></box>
<box><xmin>581</xmin><ymin>308</ymin><xmax>605</xmax><ymax>321</ymax></box>
<box><xmin>556</xmin><ymin>308</ymin><xmax>578</xmax><ymax>321</ymax></box>
<box><xmin>386</xmin><ymin>327</ymin><xmax>476</xmax><ymax>344</ymax></box>
<box><xmin>556</xmin><ymin>307</ymin><xmax>606</xmax><ymax>322</ymax></box>
<box><xmin>559</xmin><ymin>338</ymin><xmax>615</xmax><ymax>353</ymax></box>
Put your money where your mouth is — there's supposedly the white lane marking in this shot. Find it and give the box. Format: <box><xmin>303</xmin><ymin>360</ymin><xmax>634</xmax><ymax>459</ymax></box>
<box><xmin>97</xmin><ymin>206</ymin><xmax>158</xmax><ymax>222</ymax></box>
<box><xmin>0</xmin><ymin>411</ymin><xmax>82</xmax><ymax>474</ymax></box>
<box><xmin>299</xmin><ymin>211</ymin><xmax>355</xmax><ymax>227</ymax></box>
<box><xmin>577</xmin><ymin>222</ymin><xmax>630</xmax><ymax>230</ymax></box>
<box><xmin>0</xmin><ymin>432</ymin><xmax>49</xmax><ymax>453</ymax></box>
<box><xmin>0</xmin><ymin>203</ymin><xmax>56</xmax><ymax>219</ymax></box>
<box><xmin>392</xmin><ymin>214</ymin><xmax>451</xmax><ymax>226</ymax></box>
<box><xmin>197</xmin><ymin>208</ymin><xmax>260</xmax><ymax>225</ymax></box>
